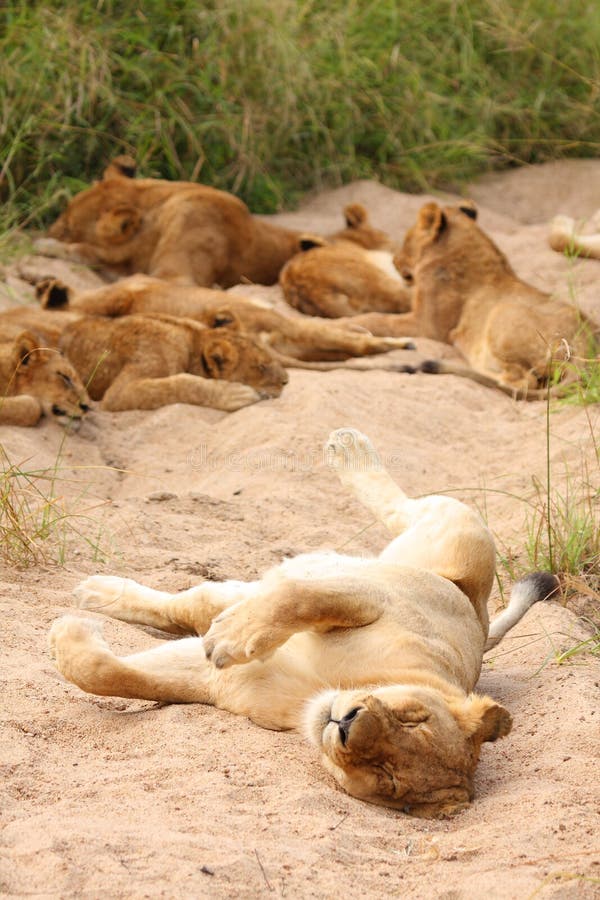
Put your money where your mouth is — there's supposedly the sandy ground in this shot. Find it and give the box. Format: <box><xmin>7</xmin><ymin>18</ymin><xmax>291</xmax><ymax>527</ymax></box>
<box><xmin>1</xmin><ymin>161</ymin><xmax>599</xmax><ymax>899</ymax></box>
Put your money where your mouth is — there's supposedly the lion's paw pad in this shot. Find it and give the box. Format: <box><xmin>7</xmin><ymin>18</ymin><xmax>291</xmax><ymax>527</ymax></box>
<box><xmin>325</xmin><ymin>428</ymin><xmax>381</xmax><ymax>472</ymax></box>
<box><xmin>73</xmin><ymin>575</ymin><xmax>135</xmax><ymax>611</ymax></box>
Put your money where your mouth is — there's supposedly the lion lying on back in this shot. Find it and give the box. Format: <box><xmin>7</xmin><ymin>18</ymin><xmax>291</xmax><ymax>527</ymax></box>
<box><xmin>49</xmin><ymin>428</ymin><xmax>557</xmax><ymax>817</ymax></box>
<box><xmin>354</xmin><ymin>202</ymin><xmax>598</xmax><ymax>397</ymax></box>
<box><xmin>38</xmin><ymin>159</ymin><xmax>302</xmax><ymax>287</ymax></box>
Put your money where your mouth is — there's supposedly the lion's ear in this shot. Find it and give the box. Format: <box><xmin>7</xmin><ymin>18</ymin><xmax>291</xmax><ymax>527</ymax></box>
<box><xmin>343</xmin><ymin>203</ymin><xmax>368</xmax><ymax>229</ymax></box>
<box><xmin>95</xmin><ymin>206</ymin><xmax>141</xmax><ymax>244</ymax></box>
<box><xmin>203</xmin><ymin>340</ymin><xmax>238</xmax><ymax>378</ymax></box>
<box><xmin>417</xmin><ymin>202</ymin><xmax>447</xmax><ymax>241</ymax></box>
<box><xmin>299</xmin><ymin>234</ymin><xmax>327</xmax><ymax>252</ymax></box>
<box><xmin>103</xmin><ymin>155</ymin><xmax>137</xmax><ymax>180</ymax></box>
<box><xmin>449</xmin><ymin>694</ymin><xmax>512</xmax><ymax>746</ymax></box>
<box><xmin>37</xmin><ymin>280</ymin><xmax>70</xmax><ymax>309</ymax></box>
<box><xmin>13</xmin><ymin>331</ymin><xmax>39</xmax><ymax>367</ymax></box>
<box><xmin>210</xmin><ymin>308</ymin><xmax>240</xmax><ymax>331</ymax></box>
<box><xmin>458</xmin><ymin>200</ymin><xmax>478</xmax><ymax>221</ymax></box>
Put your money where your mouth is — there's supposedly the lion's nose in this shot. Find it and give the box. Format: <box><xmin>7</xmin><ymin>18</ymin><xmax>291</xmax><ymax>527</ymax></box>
<box><xmin>336</xmin><ymin>707</ymin><xmax>361</xmax><ymax>746</ymax></box>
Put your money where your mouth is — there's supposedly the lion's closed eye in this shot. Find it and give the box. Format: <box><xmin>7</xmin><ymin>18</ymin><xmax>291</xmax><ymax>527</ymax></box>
<box><xmin>59</xmin><ymin>372</ymin><xmax>75</xmax><ymax>388</ymax></box>
<box><xmin>398</xmin><ymin>714</ymin><xmax>430</xmax><ymax>728</ymax></box>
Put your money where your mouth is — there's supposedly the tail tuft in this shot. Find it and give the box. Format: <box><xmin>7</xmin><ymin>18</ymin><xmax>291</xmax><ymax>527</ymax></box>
<box><xmin>485</xmin><ymin>571</ymin><xmax>560</xmax><ymax>652</ymax></box>
<box><xmin>420</xmin><ymin>359</ymin><xmax>442</xmax><ymax>374</ymax></box>
<box><xmin>512</xmin><ymin>572</ymin><xmax>560</xmax><ymax>606</ymax></box>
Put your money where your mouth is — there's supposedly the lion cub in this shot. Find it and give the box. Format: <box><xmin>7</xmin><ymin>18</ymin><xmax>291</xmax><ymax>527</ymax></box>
<box><xmin>280</xmin><ymin>204</ymin><xmax>412</xmax><ymax>318</ymax></box>
<box><xmin>58</xmin><ymin>313</ymin><xmax>288</xmax><ymax>412</ymax></box>
<box><xmin>350</xmin><ymin>202</ymin><xmax>598</xmax><ymax>397</ymax></box>
<box><xmin>39</xmin><ymin>159</ymin><xmax>302</xmax><ymax>287</ymax></box>
<box><xmin>0</xmin><ymin>330</ymin><xmax>90</xmax><ymax>427</ymax></box>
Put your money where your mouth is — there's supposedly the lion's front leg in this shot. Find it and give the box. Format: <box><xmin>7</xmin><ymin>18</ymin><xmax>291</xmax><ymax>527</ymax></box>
<box><xmin>74</xmin><ymin>574</ymin><xmax>261</xmax><ymax>635</ymax></box>
<box><xmin>203</xmin><ymin>569</ymin><xmax>386</xmax><ymax>669</ymax></box>
<box><xmin>101</xmin><ymin>373</ymin><xmax>261</xmax><ymax>412</ymax></box>
<box><xmin>0</xmin><ymin>395</ymin><xmax>43</xmax><ymax>426</ymax></box>
<box><xmin>325</xmin><ymin>427</ymin><xmax>413</xmax><ymax>535</ymax></box>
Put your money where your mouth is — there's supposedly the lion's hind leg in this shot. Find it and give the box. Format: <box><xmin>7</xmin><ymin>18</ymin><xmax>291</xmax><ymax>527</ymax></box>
<box><xmin>49</xmin><ymin>615</ymin><xmax>212</xmax><ymax>702</ymax></box>
<box><xmin>74</xmin><ymin>574</ymin><xmax>261</xmax><ymax>636</ymax></box>
<box><xmin>326</xmin><ymin>428</ymin><xmax>495</xmax><ymax>618</ymax></box>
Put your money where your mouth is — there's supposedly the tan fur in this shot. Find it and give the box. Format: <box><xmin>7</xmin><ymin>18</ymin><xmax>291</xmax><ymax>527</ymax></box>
<box><xmin>280</xmin><ymin>204</ymin><xmax>412</xmax><ymax>318</ymax></box>
<box><xmin>1</xmin><ymin>303</ymin><xmax>288</xmax><ymax>412</ymax></box>
<box><xmin>0</xmin><ymin>330</ymin><xmax>90</xmax><ymax>427</ymax></box>
<box><xmin>41</xmin><ymin>160</ymin><xmax>302</xmax><ymax>287</ymax></box>
<box><xmin>549</xmin><ymin>213</ymin><xmax>600</xmax><ymax>260</ymax></box>
<box><xmin>39</xmin><ymin>274</ymin><xmax>413</xmax><ymax>363</ymax></box>
<box><xmin>58</xmin><ymin>312</ymin><xmax>287</xmax><ymax>412</ymax></box>
<box><xmin>49</xmin><ymin>429</ymin><xmax>551</xmax><ymax>817</ymax></box>
<box><xmin>383</xmin><ymin>201</ymin><xmax>599</xmax><ymax>395</ymax></box>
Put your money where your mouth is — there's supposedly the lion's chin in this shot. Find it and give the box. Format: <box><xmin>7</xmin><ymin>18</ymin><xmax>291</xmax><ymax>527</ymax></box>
<box><xmin>302</xmin><ymin>689</ymin><xmax>339</xmax><ymax>747</ymax></box>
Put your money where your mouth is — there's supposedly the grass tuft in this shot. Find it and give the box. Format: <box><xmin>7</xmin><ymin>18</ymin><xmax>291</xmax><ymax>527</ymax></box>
<box><xmin>0</xmin><ymin>444</ymin><xmax>113</xmax><ymax>567</ymax></box>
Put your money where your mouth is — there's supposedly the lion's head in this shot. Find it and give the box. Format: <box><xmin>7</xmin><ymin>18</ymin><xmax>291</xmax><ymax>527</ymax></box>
<box><xmin>393</xmin><ymin>200</ymin><xmax>513</xmax><ymax>285</ymax></box>
<box><xmin>304</xmin><ymin>684</ymin><xmax>511</xmax><ymax>818</ymax></box>
<box><xmin>332</xmin><ymin>203</ymin><xmax>394</xmax><ymax>250</ymax></box>
<box><xmin>198</xmin><ymin>311</ymin><xmax>288</xmax><ymax>398</ymax></box>
<box><xmin>48</xmin><ymin>159</ymin><xmax>142</xmax><ymax>248</ymax></box>
<box><xmin>10</xmin><ymin>332</ymin><xmax>91</xmax><ymax>427</ymax></box>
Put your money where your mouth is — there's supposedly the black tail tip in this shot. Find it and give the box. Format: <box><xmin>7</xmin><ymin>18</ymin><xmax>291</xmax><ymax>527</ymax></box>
<box><xmin>420</xmin><ymin>359</ymin><xmax>441</xmax><ymax>374</ymax></box>
<box><xmin>391</xmin><ymin>364</ymin><xmax>418</xmax><ymax>374</ymax></box>
<box><xmin>517</xmin><ymin>571</ymin><xmax>561</xmax><ymax>602</ymax></box>
<box><xmin>39</xmin><ymin>282</ymin><xmax>70</xmax><ymax>308</ymax></box>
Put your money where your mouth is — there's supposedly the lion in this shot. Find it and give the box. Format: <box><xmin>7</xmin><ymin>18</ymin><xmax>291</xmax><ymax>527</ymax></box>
<box><xmin>38</xmin><ymin>274</ymin><xmax>415</xmax><ymax>364</ymax></box>
<box><xmin>49</xmin><ymin>428</ymin><xmax>557</xmax><ymax>818</ymax></box>
<box><xmin>279</xmin><ymin>203</ymin><xmax>412</xmax><ymax>318</ymax></box>
<box><xmin>37</xmin><ymin>160</ymin><xmax>303</xmax><ymax>287</ymax></box>
<box><xmin>1</xmin><ymin>304</ymin><xmax>287</xmax><ymax>412</ymax></box>
<box><xmin>549</xmin><ymin>213</ymin><xmax>600</xmax><ymax>260</ymax></box>
<box><xmin>0</xmin><ymin>330</ymin><xmax>90</xmax><ymax>427</ymax></box>
<box><xmin>352</xmin><ymin>201</ymin><xmax>598</xmax><ymax>397</ymax></box>
<box><xmin>58</xmin><ymin>312</ymin><xmax>288</xmax><ymax>412</ymax></box>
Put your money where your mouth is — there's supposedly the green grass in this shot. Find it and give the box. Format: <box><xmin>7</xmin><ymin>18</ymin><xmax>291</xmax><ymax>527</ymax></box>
<box><xmin>1</xmin><ymin>0</ymin><xmax>600</xmax><ymax>235</ymax></box>
<box><xmin>0</xmin><ymin>442</ymin><xmax>114</xmax><ymax>567</ymax></box>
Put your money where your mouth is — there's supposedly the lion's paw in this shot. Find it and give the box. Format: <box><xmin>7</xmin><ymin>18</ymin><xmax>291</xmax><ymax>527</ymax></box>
<box><xmin>550</xmin><ymin>215</ymin><xmax>576</xmax><ymax>236</ymax></box>
<box><xmin>203</xmin><ymin>601</ymin><xmax>290</xmax><ymax>669</ymax></box>
<box><xmin>32</xmin><ymin>237</ymin><xmax>71</xmax><ymax>259</ymax></box>
<box><xmin>73</xmin><ymin>575</ymin><xmax>139</xmax><ymax>613</ymax></box>
<box><xmin>325</xmin><ymin>427</ymin><xmax>382</xmax><ymax>474</ymax></box>
<box><xmin>218</xmin><ymin>383</ymin><xmax>261</xmax><ymax>412</ymax></box>
<box><xmin>48</xmin><ymin>614</ymin><xmax>106</xmax><ymax>659</ymax></box>
<box><xmin>381</xmin><ymin>337</ymin><xmax>416</xmax><ymax>351</ymax></box>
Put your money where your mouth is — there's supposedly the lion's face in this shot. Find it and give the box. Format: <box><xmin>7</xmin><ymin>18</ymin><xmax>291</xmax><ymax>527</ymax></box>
<box><xmin>393</xmin><ymin>200</ymin><xmax>506</xmax><ymax>284</ymax></box>
<box><xmin>304</xmin><ymin>685</ymin><xmax>511</xmax><ymax>818</ymax></box>
<box><xmin>49</xmin><ymin>183</ymin><xmax>141</xmax><ymax>247</ymax></box>
<box><xmin>198</xmin><ymin>327</ymin><xmax>288</xmax><ymax>398</ymax></box>
<box><xmin>12</xmin><ymin>334</ymin><xmax>91</xmax><ymax>427</ymax></box>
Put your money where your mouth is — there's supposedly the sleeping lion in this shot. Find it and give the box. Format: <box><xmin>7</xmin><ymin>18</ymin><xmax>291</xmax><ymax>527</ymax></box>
<box><xmin>49</xmin><ymin>428</ymin><xmax>557</xmax><ymax>817</ymax></box>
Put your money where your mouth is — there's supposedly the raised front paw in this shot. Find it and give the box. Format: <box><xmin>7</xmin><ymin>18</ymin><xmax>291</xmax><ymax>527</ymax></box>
<box><xmin>325</xmin><ymin>427</ymin><xmax>382</xmax><ymax>474</ymax></box>
<box><xmin>203</xmin><ymin>601</ymin><xmax>291</xmax><ymax>669</ymax></box>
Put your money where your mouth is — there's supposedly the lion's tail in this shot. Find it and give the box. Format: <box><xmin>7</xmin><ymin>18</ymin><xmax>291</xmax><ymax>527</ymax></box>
<box><xmin>485</xmin><ymin>572</ymin><xmax>560</xmax><ymax>651</ymax></box>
